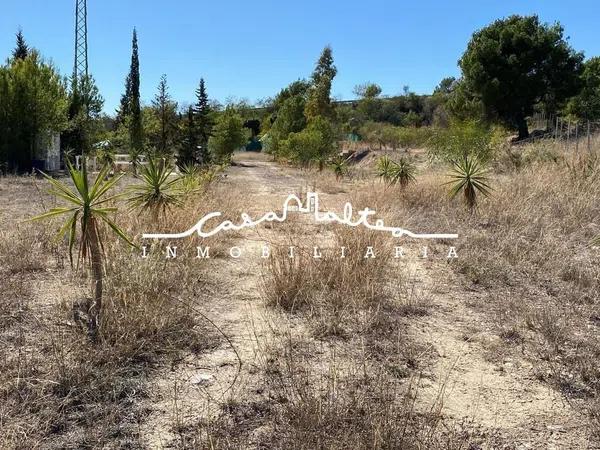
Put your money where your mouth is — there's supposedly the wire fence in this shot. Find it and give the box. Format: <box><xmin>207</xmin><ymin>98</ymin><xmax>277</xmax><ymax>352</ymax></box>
<box><xmin>525</xmin><ymin>112</ymin><xmax>600</xmax><ymax>152</ymax></box>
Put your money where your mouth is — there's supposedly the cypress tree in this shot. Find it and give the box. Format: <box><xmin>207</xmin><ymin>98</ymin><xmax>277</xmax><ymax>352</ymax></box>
<box><xmin>12</xmin><ymin>29</ymin><xmax>29</xmax><ymax>61</ymax></box>
<box><xmin>128</xmin><ymin>28</ymin><xmax>144</xmax><ymax>157</ymax></box>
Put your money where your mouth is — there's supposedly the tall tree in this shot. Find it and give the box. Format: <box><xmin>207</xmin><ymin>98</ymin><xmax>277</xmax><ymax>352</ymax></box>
<box><xmin>12</xmin><ymin>28</ymin><xmax>28</xmax><ymax>61</ymax></box>
<box><xmin>565</xmin><ymin>57</ymin><xmax>600</xmax><ymax>120</ymax></box>
<box><xmin>195</xmin><ymin>78</ymin><xmax>213</xmax><ymax>162</ymax></box>
<box><xmin>459</xmin><ymin>15</ymin><xmax>583</xmax><ymax>139</ymax></box>
<box><xmin>150</xmin><ymin>74</ymin><xmax>178</xmax><ymax>156</ymax></box>
<box><xmin>178</xmin><ymin>105</ymin><xmax>199</xmax><ymax>166</ymax></box>
<box><xmin>128</xmin><ymin>29</ymin><xmax>144</xmax><ymax>157</ymax></box>
<box><xmin>305</xmin><ymin>46</ymin><xmax>337</xmax><ymax>120</ymax></box>
<box><xmin>0</xmin><ymin>51</ymin><xmax>68</xmax><ymax>172</ymax></box>
<box><xmin>208</xmin><ymin>107</ymin><xmax>246</xmax><ymax>162</ymax></box>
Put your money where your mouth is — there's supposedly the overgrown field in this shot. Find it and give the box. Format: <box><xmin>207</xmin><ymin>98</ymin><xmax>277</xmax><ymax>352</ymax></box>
<box><xmin>1</xmin><ymin>136</ymin><xmax>599</xmax><ymax>448</ymax></box>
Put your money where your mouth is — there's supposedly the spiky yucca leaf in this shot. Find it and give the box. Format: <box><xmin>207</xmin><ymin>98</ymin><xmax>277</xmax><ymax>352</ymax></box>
<box><xmin>128</xmin><ymin>158</ymin><xmax>183</xmax><ymax>217</ymax></box>
<box><xmin>389</xmin><ymin>157</ymin><xmax>416</xmax><ymax>188</ymax></box>
<box><xmin>330</xmin><ymin>155</ymin><xmax>349</xmax><ymax>180</ymax></box>
<box><xmin>376</xmin><ymin>155</ymin><xmax>395</xmax><ymax>183</ymax></box>
<box><xmin>445</xmin><ymin>156</ymin><xmax>492</xmax><ymax>212</ymax></box>
<box><xmin>31</xmin><ymin>160</ymin><xmax>134</xmax><ymax>266</ymax></box>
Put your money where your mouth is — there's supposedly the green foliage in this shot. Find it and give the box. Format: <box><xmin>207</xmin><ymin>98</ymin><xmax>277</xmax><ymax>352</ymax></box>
<box><xmin>281</xmin><ymin>116</ymin><xmax>337</xmax><ymax>166</ymax></box>
<box><xmin>0</xmin><ymin>50</ymin><xmax>68</xmax><ymax>172</ymax></box>
<box><xmin>62</xmin><ymin>74</ymin><xmax>105</xmax><ymax>156</ymax></box>
<box><xmin>128</xmin><ymin>158</ymin><xmax>182</xmax><ymax>217</ymax></box>
<box><xmin>427</xmin><ymin>120</ymin><xmax>505</xmax><ymax>163</ymax></box>
<box><xmin>195</xmin><ymin>78</ymin><xmax>213</xmax><ymax>163</ymax></box>
<box><xmin>360</xmin><ymin>122</ymin><xmax>431</xmax><ymax>150</ymax></box>
<box><xmin>305</xmin><ymin>46</ymin><xmax>337</xmax><ymax>120</ymax></box>
<box><xmin>178</xmin><ymin>106</ymin><xmax>199</xmax><ymax>167</ymax></box>
<box><xmin>376</xmin><ymin>156</ymin><xmax>416</xmax><ymax>188</ymax></box>
<box><xmin>117</xmin><ymin>29</ymin><xmax>143</xmax><ymax>157</ymax></box>
<box><xmin>445</xmin><ymin>156</ymin><xmax>492</xmax><ymax>212</ymax></box>
<box><xmin>208</xmin><ymin>107</ymin><xmax>247</xmax><ymax>162</ymax></box>
<box><xmin>565</xmin><ymin>57</ymin><xmax>600</xmax><ymax>120</ymax></box>
<box><xmin>149</xmin><ymin>74</ymin><xmax>178</xmax><ymax>157</ymax></box>
<box><xmin>459</xmin><ymin>15</ymin><xmax>584</xmax><ymax>138</ymax></box>
<box><xmin>32</xmin><ymin>161</ymin><xmax>133</xmax><ymax>265</ymax></box>
<box><xmin>329</xmin><ymin>155</ymin><xmax>349</xmax><ymax>180</ymax></box>
<box><xmin>12</xmin><ymin>29</ymin><xmax>28</xmax><ymax>61</ymax></box>
<box><xmin>31</xmin><ymin>161</ymin><xmax>134</xmax><ymax>339</ymax></box>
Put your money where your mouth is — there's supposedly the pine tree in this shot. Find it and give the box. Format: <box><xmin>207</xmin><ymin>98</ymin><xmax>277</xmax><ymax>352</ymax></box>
<box><xmin>128</xmin><ymin>28</ymin><xmax>143</xmax><ymax>157</ymax></box>
<box><xmin>305</xmin><ymin>46</ymin><xmax>337</xmax><ymax>120</ymax></box>
<box><xmin>12</xmin><ymin>29</ymin><xmax>29</xmax><ymax>61</ymax></box>
<box><xmin>195</xmin><ymin>78</ymin><xmax>213</xmax><ymax>163</ymax></box>
<box><xmin>151</xmin><ymin>74</ymin><xmax>177</xmax><ymax>156</ymax></box>
<box><xmin>178</xmin><ymin>105</ymin><xmax>199</xmax><ymax>166</ymax></box>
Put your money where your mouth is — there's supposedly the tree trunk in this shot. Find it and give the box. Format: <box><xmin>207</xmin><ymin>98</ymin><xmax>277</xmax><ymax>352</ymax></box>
<box><xmin>517</xmin><ymin>115</ymin><xmax>529</xmax><ymax>140</ymax></box>
<box><xmin>87</xmin><ymin>219</ymin><xmax>103</xmax><ymax>342</ymax></box>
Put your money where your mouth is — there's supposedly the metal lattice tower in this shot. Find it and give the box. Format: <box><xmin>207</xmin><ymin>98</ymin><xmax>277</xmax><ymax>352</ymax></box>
<box><xmin>73</xmin><ymin>0</ymin><xmax>88</xmax><ymax>83</ymax></box>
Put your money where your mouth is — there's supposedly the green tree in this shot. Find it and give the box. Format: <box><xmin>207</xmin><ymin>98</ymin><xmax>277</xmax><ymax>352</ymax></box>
<box><xmin>12</xmin><ymin>28</ymin><xmax>29</xmax><ymax>61</ymax></box>
<box><xmin>354</xmin><ymin>82</ymin><xmax>382</xmax><ymax>121</ymax></box>
<box><xmin>459</xmin><ymin>15</ymin><xmax>583</xmax><ymax>139</ymax></box>
<box><xmin>565</xmin><ymin>57</ymin><xmax>600</xmax><ymax>120</ymax></box>
<box><xmin>150</xmin><ymin>74</ymin><xmax>178</xmax><ymax>156</ymax></box>
<box><xmin>305</xmin><ymin>46</ymin><xmax>337</xmax><ymax>120</ymax></box>
<box><xmin>0</xmin><ymin>51</ymin><xmax>68</xmax><ymax>172</ymax></box>
<box><xmin>195</xmin><ymin>78</ymin><xmax>213</xmax><ymax>163</ymax></box>
<box><xmin>62</xmin><ymin>74</ymin><xmax>105</xmax><ymax>156</ymax></box>
<box><xmin>208</xmin><ymin>107</ymin><xmax>247</xmax><ymax>162</ymax></box>
<box><xmin>126</xmin><ymin>29</ymin><xmax>144</xmax><ymax>159</ymax></box>
<box><xmin>178</xmin><ymin>105</ymin><xmax>199</xmax><ymax>166</ymax></box>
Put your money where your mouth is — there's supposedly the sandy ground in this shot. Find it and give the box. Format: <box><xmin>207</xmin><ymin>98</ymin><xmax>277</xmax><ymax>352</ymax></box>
<box><xmin>136</xmin><ymin>153</ymin><xmax>592</xmax><ymax>449</ymax></box>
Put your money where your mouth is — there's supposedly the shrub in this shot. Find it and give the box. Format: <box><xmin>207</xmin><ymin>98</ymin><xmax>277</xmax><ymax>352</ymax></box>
<box><xmin>428</xmin><ymin>119</ymin><xmax>503</xmax><ymax>163</ymax></box>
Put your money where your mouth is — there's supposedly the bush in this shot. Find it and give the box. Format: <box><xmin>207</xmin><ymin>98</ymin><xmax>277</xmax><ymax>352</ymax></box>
<box><xmin>427</xmin><ymin>119</ymin><xmax>506</xmax><ymax>163</ymax></box>
<box><xmin>280</xmin><ymin>116</ymin><xmax>337</xmax><ymax>166</ymax></box>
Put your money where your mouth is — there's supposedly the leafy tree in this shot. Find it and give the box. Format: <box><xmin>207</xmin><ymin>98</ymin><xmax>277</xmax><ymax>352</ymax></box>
<box><xmin>565</xmin><ymin>57</ymin><xmax>600</xmax><ymax>120</ymax></box>
<box><xmin>0</xmin><ymin>51</ymin><xmax>68</xmax><ymax>172</ymax></box>
<box><xmin>32</xmin><ymin>162</ymin><xmax>134</xmax><ymax>340</ymax></box>
<box><xmin>428</xmin><ymin>119</ymin><xmax>498</xmax><ymax>163</ymax></box>
<box><xmin>208</xmin><ymin>107</ymin><xmax>247</xmax><ymax>162</ymax></box>
<box><xmin>195</xmin><ymin>78</ymin><xmax>213</xmax><ymax>163</ymax></box>
<box><xmin>305</xmin><ymin>46</ymin><xmax>337</xmax><ymax>120</ymax></box>
<box><xmin>149</xmin><ymin>74</ymin><xmax>178</xmax><ymax>156</ymax></box>
<box><xmin>281</xmin><ymin>116</ymin><xmax>337</xmax><ymax>166</ymax></box>
<box><xmin>12</xmin><ymin>28</ymin><xmax>28</xmax><ymax>61</ymax></box>
<box><xmin>354</xmin><ymin>82</ymin><xmax>383</xmax><ymax>121</ymax></box>
<box><xmin>62</xmin><ymin>74</ymin><xmax>105</xmax><ymax>156</ymax></box>
<box><xmin>459</xmin><ymin>15</ymin><xmax>584</xmax><ymax>139</ymax></box>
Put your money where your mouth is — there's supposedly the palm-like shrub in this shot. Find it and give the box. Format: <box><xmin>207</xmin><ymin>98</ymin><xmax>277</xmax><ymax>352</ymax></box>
<box><xmin>376</xmin><ymin>155</ymin><xmax>395</xmax><ymax>183</ymax></box>
<box><xmin>32</xmin><ymin>161</ymin><xmax>134</xmax><ymax>340</ymax></box>
<box><xmin>178</xmin><ymin>163</ymin><xmax>205</xmax><ymax>194</ymax></box>
<box><xmin>446</xmin><ymin>156</ymin><xmax>492</xmax><ymax>213</ymax></box>
<box><xmin>330</xmin><ymin>155</ymin><xmax>349</xmax><ymax>180</ymax></box>
<box><xmin>128</xmin><ymin>158</ymin><xmax>182</xmax><ymax>219</ymax></box>
<box><xmin>376</xmin><ymin>155</ymin><xmax>416</xmax><ymax>188</ymax></box>
<box><xmin>389</xmin><ymin>157</ymin><xmax>416</xmax><ymax>188</ymax></box>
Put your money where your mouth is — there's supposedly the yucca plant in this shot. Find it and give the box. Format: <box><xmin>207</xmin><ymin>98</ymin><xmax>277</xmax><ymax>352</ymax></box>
<box><xmin>31</xmin><ymin>161</ymin><xmax>134</xmax><ymax>340</ymax></box>
<box><xmin>128</xmin><ymin>158</ymin><xmax>183</xmax><ymax>220</ymax></box>
<box><xmin>445</xmin><ymin>156</ymin><xmax>492</xmax><ymax>213</ymax></box>
<box><xmin>178</xmin><ymin>163</ymin><xmax>204</xmax><ymax>194</ymax></box>
<box><xmin>389</xmin><ymin>157</ymin><xmax>416</xmax><ymax>188</ymax></box>
<box><xmin>330</xmin><ymin>155</ymin><xmax>349</xmax><ymax>181</ymax></box>
<box><xmin>376</xmin><ymin>155</ymin><xmax>395</xmax><ymax>183</ymax></box>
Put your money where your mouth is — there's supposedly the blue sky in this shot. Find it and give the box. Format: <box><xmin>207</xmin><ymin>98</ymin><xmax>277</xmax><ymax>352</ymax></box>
<box><xmin>2</xmin><ymin>0</ymin><xmax>599</xmax><ymax>114</ymax></box>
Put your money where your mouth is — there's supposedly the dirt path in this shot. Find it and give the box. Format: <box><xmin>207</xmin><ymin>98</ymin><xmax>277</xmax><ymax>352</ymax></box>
<box><xmin>140</xmin><ymin>153</ymin><xmax>590</xmax><ymax>449</ymax></box>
